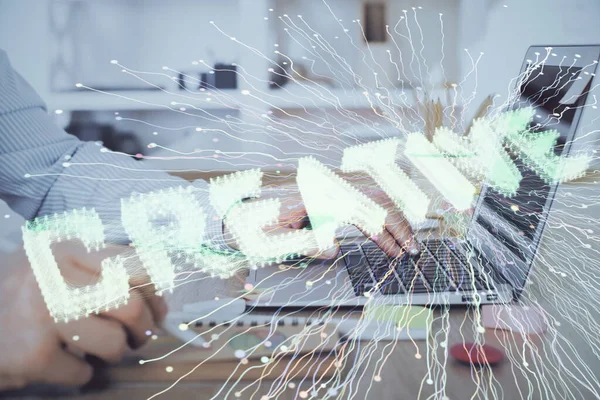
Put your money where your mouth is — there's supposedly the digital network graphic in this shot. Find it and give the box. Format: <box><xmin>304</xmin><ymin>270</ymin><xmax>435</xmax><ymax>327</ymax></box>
<box><xmin>21</xmin><ymin>2</ymin><xmax>600</xmax><ymax>399</ymax></box>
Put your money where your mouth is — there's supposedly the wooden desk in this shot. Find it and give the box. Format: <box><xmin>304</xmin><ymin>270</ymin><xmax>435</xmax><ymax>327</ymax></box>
<box><xmin>68</xmin><ymin>303</ymin><xmax>596</xmax><ymax>400</ymax></box>
<box><xmin>10</xmin><ymin>174</ymin><xmax>597</xmax><ymax>399</ymax></box>
<box><xmin>69</xmin><ymin>175</ymin><xmax>598</xmax><ymax>399</ymax></box>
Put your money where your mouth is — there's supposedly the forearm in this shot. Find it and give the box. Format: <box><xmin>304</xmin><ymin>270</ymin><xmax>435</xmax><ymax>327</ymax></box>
<box><xmin>0</xmin><ymin>50</ymin><xmax>225</xmax><ymax>246</ymax></box>
<box><xmin>35</xmin><ymin>141</ymin><xmax>224</xmax><ymax>245</ymax></box>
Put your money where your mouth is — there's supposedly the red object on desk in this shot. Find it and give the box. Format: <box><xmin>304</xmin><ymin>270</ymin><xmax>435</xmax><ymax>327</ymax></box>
<box><xmin>449</xmin><ymin>342</ymin><xmax>504</xmax><ymax>366</ymax></box>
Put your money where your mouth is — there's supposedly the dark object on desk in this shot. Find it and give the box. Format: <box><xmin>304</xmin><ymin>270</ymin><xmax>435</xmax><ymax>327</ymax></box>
<box><xmin>104</xmin><ymin>131</ymin><xmax>142</xmax><ymax>157</ymax></box>
<box><xmin>214</xmin><ymin>63</ymin><xmax>237</xmax><ymax>89</ymax></box>
<box><xmin>0</xmin><ymin>384</ymin><xmax>79</xmax><ymax>398</ymax></box>
<box><xmin>0</xmin><ymin>355</ymin><xmax>109</xmax><ymax>398</ymax></box>
<box><xmin>66</xmin><ymin>120</ymin><xmax>111</xmax><ymax>142</ymax></box>
<box><xmin>449</xmin><ymin>342</ymin><xmax>504</xmax><ymax>366</ymax></box>
<box><xmin>80</xmin><ymin>355</ymin><xmax>110</xmax><ymax>393</ymax></box>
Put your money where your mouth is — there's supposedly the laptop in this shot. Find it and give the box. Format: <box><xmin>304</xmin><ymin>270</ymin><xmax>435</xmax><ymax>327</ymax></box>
<box><xmin>245</xmin><ymin>45</ymin><xmax>600</xmax><ymax>308</ymax></box>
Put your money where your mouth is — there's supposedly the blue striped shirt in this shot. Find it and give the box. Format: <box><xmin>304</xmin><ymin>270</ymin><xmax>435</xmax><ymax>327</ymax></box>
<box><xmin>0</xmin><ymin>50</ymin><xmax>224</xmax><ymax>246</ymax></box>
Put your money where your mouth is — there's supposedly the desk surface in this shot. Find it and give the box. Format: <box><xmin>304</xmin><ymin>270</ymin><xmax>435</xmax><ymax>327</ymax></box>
<box><xmin>14</xmin><ymin>175</ymin><xmax>598</xmax><ymax>400</ymax></box>
<box><xmin>70</xmin><ymin>305</ymin><xmax>597</xmax><ymax>400</ymax></box>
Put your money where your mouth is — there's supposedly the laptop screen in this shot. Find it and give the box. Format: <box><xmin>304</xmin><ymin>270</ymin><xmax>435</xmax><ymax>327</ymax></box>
<box><xmin>478</xmin><ymin>64</ymin><xmax>583</xmax><ymax>259</ymax></box>
<box><xmin>468</xmin><ymin>51</ymin><xmax>598</xmax><ymax>293</ymax></box>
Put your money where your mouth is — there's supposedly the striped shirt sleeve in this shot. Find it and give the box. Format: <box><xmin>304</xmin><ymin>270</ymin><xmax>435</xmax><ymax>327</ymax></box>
<box><xmin>0</xmin><ymin>49</ymin><xmax>226</xmax><ymax>246</ymax></box>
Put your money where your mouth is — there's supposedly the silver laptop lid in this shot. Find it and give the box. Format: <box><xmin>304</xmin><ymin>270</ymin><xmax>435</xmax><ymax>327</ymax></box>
<box><xmin>465</xmin><ymin>45</ymin><xmax>600</xmax><ymax>294</ymax></box>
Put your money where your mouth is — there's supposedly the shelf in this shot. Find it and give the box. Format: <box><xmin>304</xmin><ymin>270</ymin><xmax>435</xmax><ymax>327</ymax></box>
<box><xmin>46</xmin><ymin>86</ymin><xmax>452</xmax><ymax>113</ymax></box>
<box><xmin>47</xmin><ymin>89</ymin><xmax>246</xmax><ymax>112</ymax></box>
<box><xmin>261</xmin><ymin>86</ymin><xmax>413</xmax><ymax>110</ymax></box>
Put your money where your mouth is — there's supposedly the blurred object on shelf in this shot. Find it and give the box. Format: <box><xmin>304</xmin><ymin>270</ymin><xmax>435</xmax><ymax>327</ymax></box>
<box><xmin>269</xmin><ymin>61</ymin><xmax>290</xmax><ymax>89</ymax></box>
<box><xmin>177</xmin><ymin>72</ymin><xmax>188</xmax><ymax>90</ymax></box>
<box><xmin>198</xmin><ymin>72</ymin><xmax>215</xmax><ymax>90</ymax></box>
<box><xmin>175</xmin><ymin>64</ymin><xmax>237</xmax><ymax>91</ymax></box>
<box><xmin>199</xmin><ymin>72</ymin><xmax>212</xmax><ymax>90</ymax></box>
<box><xmin>214</xmin><ymin>63</ymin><xmax>237</xmax><ymax>89</ymax></box>
<box><xmin>105</xmin><ymin>131</ymin><xmax>143</xmax><ymax>157</ymax></box>
<box><xmin>66</xmin><ymin>121</ymin><xmax>143</xmax><ymax>157</ymax></box>
<box><xmin>363</xmin><ymin>3</ymin><xmax>386</xmax><ymax>43</ymax></box>
<box><xmin>270</xmin><ymin>60</ymin><xmax>337</xmax><ymax>89</ymax></box>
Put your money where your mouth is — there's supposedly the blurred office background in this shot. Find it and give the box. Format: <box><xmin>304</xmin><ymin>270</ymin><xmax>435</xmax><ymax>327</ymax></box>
<box><xmin>0</xmin><ymin>0</ymin><xmax>599</xmax><ymax>248</ymax></box>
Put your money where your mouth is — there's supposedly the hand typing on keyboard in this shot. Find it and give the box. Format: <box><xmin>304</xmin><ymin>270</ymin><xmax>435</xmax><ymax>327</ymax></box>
<box><xmin>357</xmin><ymin>187</ymin><xmax>420</xmax><ymax>258</ymax></box>
<box><xmin>224</xmin><ymin>182</ymin><xmax>419</xmax><ymax>261</ymax></box>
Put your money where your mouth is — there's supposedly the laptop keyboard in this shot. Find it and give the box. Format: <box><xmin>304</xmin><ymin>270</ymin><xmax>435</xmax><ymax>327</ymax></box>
<box><xmin>341</xmin><ymin>239</ymin><xmax>496</xmax><ymax>296</ymax></box>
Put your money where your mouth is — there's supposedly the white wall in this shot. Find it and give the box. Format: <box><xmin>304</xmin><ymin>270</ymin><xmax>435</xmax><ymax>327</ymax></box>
<box><xmin>52</xmin><ymin>0</ymin><xmax>254</xmax><ymax>91</ymax></box>
<box><xmin>0</xmin><ymin>0</ymin><xmax>51</xmax><ymax>98</ymax></box>
<box><xmin>386</xmin><ymin>0</ymin><xmax>461</xmax><ymax>88</ymax></box>
<box><xmin>458</xmin><ymin>0</ymin><xmax>600</xmax><ymax>117</ymax></box>
<box><xmin>277</xmin><ymin>0</ymin><xmax>461</xmax><ymax>89</ymax></box>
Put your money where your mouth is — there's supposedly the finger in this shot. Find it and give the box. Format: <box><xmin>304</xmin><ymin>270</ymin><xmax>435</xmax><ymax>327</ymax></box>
<box><xmin>102</xmin><ymin>249</ymin><xmax>168</xmax><ymax>324</ymax></box>
<box><xmin>385</xmin><ymin>213</ymin><xmax>419</xmax><ymax>255</ymax></box>
<box><xmin>36</xmin><ymin>348</ymin><xmax>93</xmax><ymax>387</ymax></box>
<box><xmin>57</xmin><ymin>244</ymin><xmax>168</xmax><ymax>326</ymax></box>
<box><xmin>57</xmin><ymin>242</ymin><xmax>135</xmax><ymax>275</ymax></box>
<box><xmin>288</xmin><ymin>214</ymin><xmax>310</xmax><ymax>229</ymax></box>
<box><xmin>99</xmin><ymin>292</ymin><xmax>154</xmax><ymax>349</ymax></box>
<box><xmin>278</xmin><ymin>206</ymin><xmax>309</xmax><ymax>228</ymax></box>
<box><xmin>365</xmin><ymin>228</ymin><xmax>404</xmax><ymax>258</ymax></box>
<box><xmin>57</xmin><ymin>317</ymin><xmax>128</xmax><ymax>364</ymax></box>
<box><xmin>128</xmin><ymin>270</ymin><xmax>169</xmax><ymax>324</ymax></box>
<box><xmin>140</xmin><ymin>292</ymin><xmax>168</xmax><ymax>324</ymax></box>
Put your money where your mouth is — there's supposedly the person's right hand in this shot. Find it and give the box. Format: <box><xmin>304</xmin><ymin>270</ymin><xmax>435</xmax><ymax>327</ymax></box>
<box><xmin>222</xmin><ymin>180</ymin><xmax>419</xmax><ymax>261</ymax></box>
<box><xmin>0</xmin><ymin>242</ymin><xmax>168</xmax><ymax>391</ymax></box>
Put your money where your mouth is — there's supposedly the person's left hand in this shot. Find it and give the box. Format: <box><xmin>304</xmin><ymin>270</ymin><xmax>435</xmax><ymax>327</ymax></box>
<box><xmin>0</xmin><ymin>242</ymin><xmax>168</xmax><ymax>391</ymax></box>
